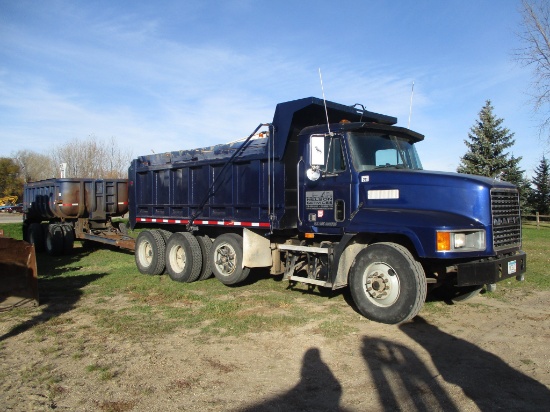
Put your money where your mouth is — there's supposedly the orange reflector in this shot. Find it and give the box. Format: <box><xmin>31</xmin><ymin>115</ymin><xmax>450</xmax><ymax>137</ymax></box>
<box><xmin>304</xmin><ymin>233</ymin><xmax>315</xmax><ymax>239</ymax></box>
<box><xmin>436</xmin><ymin>232</ymin><xmax>451</xmax><ymax>251</ymax></box>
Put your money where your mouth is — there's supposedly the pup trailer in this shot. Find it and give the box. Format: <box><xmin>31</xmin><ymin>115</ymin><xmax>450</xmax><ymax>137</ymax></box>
<box><xmin>128</xmin><ymin>97</ymin><xmax>526</xmax><ymax>324</ymax></box>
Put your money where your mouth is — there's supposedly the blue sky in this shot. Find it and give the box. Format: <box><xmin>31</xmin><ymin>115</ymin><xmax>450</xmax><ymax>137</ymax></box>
<box><xmin>0</xmin><ymin>0</ymin><xmax>544</xmax><ymax>177</ymax></box>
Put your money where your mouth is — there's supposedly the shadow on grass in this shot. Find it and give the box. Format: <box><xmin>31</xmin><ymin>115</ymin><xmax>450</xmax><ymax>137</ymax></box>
<box><xmin>0</xmin><ymin>246</ymin><xmax>108</xmax><ymax>342</ymax></box>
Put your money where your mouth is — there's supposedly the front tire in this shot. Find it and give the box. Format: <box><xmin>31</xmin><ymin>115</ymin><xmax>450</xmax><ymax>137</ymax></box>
<box><xmin>349</xmin><ymin>242</ymin><xmax>426</xmax><ymax>324</ymax></box>
<box><xmin>135</xmin><ymin>230</ymin><xmax>166</xmax><ymax>275</ymax></box>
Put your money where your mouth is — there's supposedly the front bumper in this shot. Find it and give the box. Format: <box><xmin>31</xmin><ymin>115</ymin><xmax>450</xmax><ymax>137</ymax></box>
<box><xmin>456</xmin><ymin>250</ymin><xmax>527</xmax><ymax>287</ymax></box>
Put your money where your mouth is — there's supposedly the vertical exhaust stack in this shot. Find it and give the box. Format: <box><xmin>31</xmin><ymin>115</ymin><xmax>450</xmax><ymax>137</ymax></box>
<box><xmin>0</xmin><ymin>230</ymin><xmax>39</xmax><ymax>311</ymax></box>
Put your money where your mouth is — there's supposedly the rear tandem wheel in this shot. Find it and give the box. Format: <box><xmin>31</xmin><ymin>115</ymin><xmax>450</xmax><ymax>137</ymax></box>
<box><xmin>211</xmin><ymin>233</ymin><xmax>250</xmax><ymax>285</ymax></box>
<box><xmin>135</xmin><ymin>230</ymin><xmax>166</xmax><ymax>275</ymax></box>
<box><xmin>165</xmin><ymin>232</ymin><xmax>203</xmax><ymax>283</ymax></box>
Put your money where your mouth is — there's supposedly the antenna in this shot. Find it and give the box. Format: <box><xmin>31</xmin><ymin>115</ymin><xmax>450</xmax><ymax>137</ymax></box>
<box><xmin>318</xmin><ymin>68</ymin><xmax>332</xmax><ymax>134</ymax></box>
<box><xmin>408</xmin><ymin>81</ymin><xmax>415</xmax><ymax>129</ymax></box>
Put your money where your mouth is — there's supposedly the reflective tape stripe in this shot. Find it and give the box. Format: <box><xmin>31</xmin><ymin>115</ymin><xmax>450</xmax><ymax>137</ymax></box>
<box><xmin>136</xmin><ymin>217</ymin><xmax>270</xmax><ymax>228</ymax></box>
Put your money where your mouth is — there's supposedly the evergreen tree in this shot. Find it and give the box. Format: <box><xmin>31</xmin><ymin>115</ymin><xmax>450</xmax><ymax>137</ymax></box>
<box><xmin>502</xmin><ymin>155</ymin><xmax>533</xmax><ymax>212</ymax></box>
<box><xmin>530</xmin><ymin>155</ymin><xmax>550</xmax><ymax>215</ymax></box>
<box><xmin>457</xmin><ymin>100</ymin><xmax>522</xmax><ymax>178</ymax></box>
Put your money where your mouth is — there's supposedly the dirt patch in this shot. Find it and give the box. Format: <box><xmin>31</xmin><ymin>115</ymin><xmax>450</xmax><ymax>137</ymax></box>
<box><xmin>1</xmin><ymin>288</ymin><xmax>550</xmax><ymax>411</ymax></box>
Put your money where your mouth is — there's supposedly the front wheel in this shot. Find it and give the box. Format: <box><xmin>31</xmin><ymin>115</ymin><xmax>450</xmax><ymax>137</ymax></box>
<box><xmin>349</xmin><ymin>242</ymin><xmax>426</xmax><ymax>324</ymax></box>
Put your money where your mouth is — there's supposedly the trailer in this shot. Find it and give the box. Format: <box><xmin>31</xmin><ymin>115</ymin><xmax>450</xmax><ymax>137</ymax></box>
<box><xmin>127</xmin><ymin>97</ymin><xmax>527</xmax><ymax>324</ymax></box>
<box><xmin>23</xmin><ymin>178</ymin><xmax>133</xmax><ymax>254</ymax></box>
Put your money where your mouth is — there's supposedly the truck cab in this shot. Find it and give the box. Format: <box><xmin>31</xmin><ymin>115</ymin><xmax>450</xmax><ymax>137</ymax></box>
<box><xmin>298</xmin><ymin>122</ymin><xmax>423</xmax><ymax>235</ymax></box>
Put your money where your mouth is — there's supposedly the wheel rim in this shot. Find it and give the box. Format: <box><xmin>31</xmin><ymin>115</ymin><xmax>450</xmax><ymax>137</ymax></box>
<box><xmin>139</xmin><ymin>240</ymin><xmax>153</xmax><ymax>267</ymax></box>
<box><xmin>169</xmin><ymin>245</ymin><xmax>186</xmax><ymax>273</ymax></box>
<box><xmin>214</xmin><ymin>242</ymin><xmax>236</xmax><ymax>276</ymax></box>
<box><xmin>362</xmin><ymin>262</ymin><xmax>400</xmax><ymax>307</ymax></box>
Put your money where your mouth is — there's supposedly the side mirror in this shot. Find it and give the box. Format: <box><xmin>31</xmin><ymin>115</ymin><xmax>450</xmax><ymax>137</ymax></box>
<box><xmin>307</xmin><ymin>135</ymin><xmax>326</xmax><ymax>181</ymax></box>
<box><xmin>310</xmin><ymin>135</ymin><xmax>325</xmax><ymax>166</ymax></box>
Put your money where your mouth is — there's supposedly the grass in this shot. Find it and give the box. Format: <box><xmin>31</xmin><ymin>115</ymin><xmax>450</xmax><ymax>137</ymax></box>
<box><xmin>1</xmin><ymin>222</ymin><xmax>548</xmax><ymax>342</ymax></box>
<box><xmin>519</xmin><ymin>226</ymin><xmax>550</xmax><ymax>289</ymax></box>
<box><xmin>0</xmin><ymin>222</ymin><xmax>339</xmax><ymax>341</ymax></box>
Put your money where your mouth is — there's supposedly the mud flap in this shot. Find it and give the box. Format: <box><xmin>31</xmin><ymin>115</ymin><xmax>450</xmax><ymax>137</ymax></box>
<box><xmin>0</xmin><ymin>231</ymin><xmax>39</xmax><ymax>311</ymax></box>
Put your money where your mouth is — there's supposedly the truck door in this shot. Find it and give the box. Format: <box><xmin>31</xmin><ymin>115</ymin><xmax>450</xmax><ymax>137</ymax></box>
<box><xmin>298</xmin><ymin>134</ymin><xmax>352</xmax><ymax>233</ymax></box>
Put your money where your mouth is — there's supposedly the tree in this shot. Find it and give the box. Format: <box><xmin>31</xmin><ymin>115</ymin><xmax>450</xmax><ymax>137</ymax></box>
<box><xmin>501</xmin><ymin>154</ymin><xmax>533</xmax><ymax>212</ymax></box>
<box><xmin>516</xmin><ymin>0</ymin><xmax>550</xmax><ymax>138</ymax></box>
<box><xmin>457</xmin><ymin>100</ymin><xmax>522</xmax><ymax>178</ymax></box>
<box><xmin>50</xmin><ymin>136</ymin><xmax>132</xmax><ymax>179</ymax></box>
<box><xmin>529</xmin><ymin>155</ymin><xmax>550</xmax><ymax>214</ymax></box>
<box><xmin>13</xmin><ymin>149</ymin><xmax>57</xmax><ymax>183</ymax></box>
<box><xmin>0</xmin><ymin>157</ymin><xmax>24</xmax><ymax>200</ymax></box>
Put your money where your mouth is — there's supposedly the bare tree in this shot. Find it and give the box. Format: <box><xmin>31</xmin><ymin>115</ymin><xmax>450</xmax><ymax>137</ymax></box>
<box><xmin>13</xmin><ymin>149</ymin><xmax>57</xmax><ymax>182</ymax></box>
<box><xmin>51</xmin><ymin>135</ymin><xmax>133</xmax><ymax>179</ymax></box>
<box><xmin>516</xmin><ymin>0</ymin><xmax>550</xmax><ymax>137</ymax></box>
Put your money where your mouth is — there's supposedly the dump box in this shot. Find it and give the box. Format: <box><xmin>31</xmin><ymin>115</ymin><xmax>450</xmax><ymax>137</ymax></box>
<box><xmin>24</xmin><ymin>178</ymin><xmax>129</xmax><ymax>221</ymax></box>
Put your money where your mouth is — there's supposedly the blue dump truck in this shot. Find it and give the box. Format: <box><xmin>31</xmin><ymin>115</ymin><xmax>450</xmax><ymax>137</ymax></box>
<box><xmin>24</xmin><ymin>97</ymin><xmax>527</xmax><ymax>324</ymax></box>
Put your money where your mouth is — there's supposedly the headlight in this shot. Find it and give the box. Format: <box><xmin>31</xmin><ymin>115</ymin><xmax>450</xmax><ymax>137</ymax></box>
<box><xmin>436</xmin><ymin>230</ymin><xmax>485</xmax><ymax>252</ymax></box>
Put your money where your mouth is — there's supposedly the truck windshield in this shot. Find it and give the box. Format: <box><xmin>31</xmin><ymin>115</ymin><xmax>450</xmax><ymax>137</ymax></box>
<box><xmin>347</xmin><ymin>132</ymin><xmax>423</xmax><ymax>172</ymax></box>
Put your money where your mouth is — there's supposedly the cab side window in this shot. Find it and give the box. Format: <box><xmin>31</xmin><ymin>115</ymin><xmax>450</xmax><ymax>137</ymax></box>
<box><xmin>323</xmin><ymin>137</ymin><xmax>346</xmax><ymax>174</ymax></box>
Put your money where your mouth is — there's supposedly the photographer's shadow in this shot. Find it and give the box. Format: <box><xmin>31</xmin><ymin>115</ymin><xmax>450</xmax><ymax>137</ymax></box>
<box><xmin>399</xmin><ymin>316</ymin><xmax>550</xmax><ymax>411</ymax></box>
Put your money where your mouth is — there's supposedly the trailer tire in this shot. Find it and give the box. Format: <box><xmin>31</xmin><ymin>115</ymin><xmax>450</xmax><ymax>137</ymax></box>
<box><xmin>349</xmin><ymin>242</ymin><xmax>426</xmax><ymax>324</ymax></box>
<box><xmin>45</xmin><ymin>224</ymin><xmax>64</xmax><ymax>256</ymax></box>
<box><xmin>61</xmin><ymin>223</ymin><xmax>74</xmax><ymax>254</ymax></box>
<box><xmin>135</xmin><ymin>230</ymin><xmax>166</xmax><ymax>275</ymax></box>
<box><xmin>196</xmin><ymin>235</ymin><xmax>213</xmax><ymax>281</ymax></box>
<box><xmin>27</xmin><ymin>223</ymin><xmax>44</xmax><ymax>252</ymax></box>
<box><xmin>211</xmin><ymin>233</ymin><xmax>250</xmax><ymax>285</ymax></box>
<box><xmin>165</xmin><ymin>232</ymin><xmax>202</xmax><ymax>283</ymax></box>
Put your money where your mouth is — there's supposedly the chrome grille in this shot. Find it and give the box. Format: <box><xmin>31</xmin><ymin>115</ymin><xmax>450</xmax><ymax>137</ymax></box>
<box><xmin>491</xmin><ymin>188</ymin><xmax>522</xmax><ymax>251</ymax></box>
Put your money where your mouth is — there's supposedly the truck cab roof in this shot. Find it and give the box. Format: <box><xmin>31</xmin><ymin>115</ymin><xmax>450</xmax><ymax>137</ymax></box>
<box><xmin>299</xmin><ymin>121</ymin><xmax>425</xmax><ymax>143</ymax></box>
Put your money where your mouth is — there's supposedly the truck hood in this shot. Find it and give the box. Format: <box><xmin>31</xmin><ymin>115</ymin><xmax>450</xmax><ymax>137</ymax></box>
<box><xmin>355</xmin><ymin>169</ymin><xmax>514</xmax><ymax>223</ymax></box>
<box><xmin>349</xmin><ymin>169</ymin><xmax>517</xmax><ymax>257</ymax></box>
